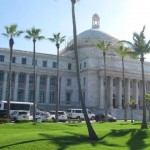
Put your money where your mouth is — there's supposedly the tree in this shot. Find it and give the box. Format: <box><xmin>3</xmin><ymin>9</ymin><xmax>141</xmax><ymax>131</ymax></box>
<box><xmin>48</xmin><ymin>33</ymin><xmax>65</xmax><ymax>122</ymax></box>
<box><xmin>115</xmin><ymin>44</ymin><xmax>130</xmax><ymax>122</ymax></box>
<box><xmin>70</xmin><ymin>0</ymin><xmax>98</xmax><ymax>140</ymax></box>
<box><xmin>121</xmin><ymin>26</ymin><xmax>150</xmax><ymax>129</ymax></box>
<box><xmin>97</xmin><ymin>40</ymin><xmax>111</xmax><ymax>122</ymax></box>
<box><xmin>24</xmin><ymin>27</ymin><xmax>45</xmax><ymax>122</ymax></box>
<box><xmin>145</xmin><ymin>94</ymin><xmax>150</xmax><ymax>122</ymax></box>
<box><xmin>129</xmin><ymin>98</ymin><xmax>136</xmax><ymax>123</ymax></box>
<box><xmin>2</xmin><ymin>24</ymin><xmax>23</xmax><ymax>120</ymax></box>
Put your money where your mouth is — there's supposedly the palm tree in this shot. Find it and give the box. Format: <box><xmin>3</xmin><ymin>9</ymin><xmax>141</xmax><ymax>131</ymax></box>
<box><xmin>70</xmin><ymin>0</ymin><xmax>98</xmax><ymax>140</ymax></box>
<box><xmin>129</xmin><ymin>98</ymin><xmax>136</xmax><ymax>123</ymax></box>
<box><xmin>121</xmin><ymin>26</ymin><xmax>150</xmax><ymax>129</ymax></box>
<box><xmin>97</xmin><ymin>40</ymin><xmax>111</xmax><ymax>122</ymax></box>
<box><xmin>145</xmin><ymin>94</ymin><xmax>150</xmax><ymax>122</ymax></box>
<box><xmin>24</xmin><ymin>27</ymin><xmax>45</xmax><ymax>122</ymax></box>
<box><xmin>48</xmin><ymin>33</ymin><xmax>65</xmax><ymax>122</ymax></box>
<box><xmin>115</xmin><ymin>44</ymin><xmax>130</xmax><ymax>122</ymax></box>
<box><xmin>2</xmin><ymin>24</ymin><xmax>23</xmax><ymax>120</ymax></box>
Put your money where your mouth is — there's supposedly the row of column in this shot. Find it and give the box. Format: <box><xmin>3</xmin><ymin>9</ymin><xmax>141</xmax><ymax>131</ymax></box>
<box><xmin>99</xmin><ymin>76</ymin><xmax>140</xmax><ymax>109</ymax></box>
<box><xmin>2</xmin><ymin>72</ymin><xmax>52</xmax><ymax>103</ymax></box>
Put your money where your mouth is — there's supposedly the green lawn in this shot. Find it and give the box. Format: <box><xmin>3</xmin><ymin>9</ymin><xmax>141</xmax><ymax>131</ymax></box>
<box><xmin>0</xmin><ymin>121</ymin><xmax>150</xmax><ymax>150</ymax></box>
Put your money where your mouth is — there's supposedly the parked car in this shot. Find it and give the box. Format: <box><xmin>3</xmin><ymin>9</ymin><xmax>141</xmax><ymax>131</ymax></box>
<box><xmin>66</xmin><ymin>108</ymin><xmax>95</xmax><ymax>120</ymax></box>
<box><xmin>49</xmin><ymin>111</ymin><xmax>68</xmax><ymax>122</ymax></box>
<box><xmin>95</xmin><ymin>113</ymin><xmax>117</xmax><ymax>122</ymax></box>
<box><xmin>36</xmin><ymin>111</ymin><xmax>52</xmax><ymax>122</ymax></box>
<box><xmin>10</xmin><ymin>110</ymin><xmax>33</xmax><ymax>122</ymax></box>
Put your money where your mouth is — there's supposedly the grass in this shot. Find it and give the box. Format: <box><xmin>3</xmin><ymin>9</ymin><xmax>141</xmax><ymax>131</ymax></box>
<box><xmin>0</xmin><ymin>121</ymin><xmax>150</xmax><ymax>150</ymax></box>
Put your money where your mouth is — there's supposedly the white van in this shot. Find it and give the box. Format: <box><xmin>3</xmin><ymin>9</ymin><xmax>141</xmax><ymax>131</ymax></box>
<box><xmin>66</xmin><ymin>108</ymin><xmax>95</xmax><ymax>120</ymax></box>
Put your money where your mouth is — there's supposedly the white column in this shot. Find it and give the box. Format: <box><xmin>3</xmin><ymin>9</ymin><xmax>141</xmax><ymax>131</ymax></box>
<box><xmin>25</xmin><ymin>73</ymin><xmax>29</xmax><ymax>102</ymax></box>
<box><xmin>99</xmin><ymin>76</ymin><xmax>104</xmax><ymax>109</ymax></box>
<box><xmin>126</xmin><ymin>78</ymin><xmax>130</xmax><ymax>108</ymax></box>
<box><xmin>109</xmin><ymin>76</ymin><xmax>113</xmax><ymax>109</ymax></box>
<box><xmin>46</xmin><ymin>76</ymin><xmax>50</xmax><ymax>103</ymax></box>
<box><xmin>2</xmin><ymin>71</ymin><xmax>8</xmax><ymax>100</ymax></box>
<box><xmin>135</xmin><ymin>79</ymin><xmax>139</xmax><ymax>109</ymax></box>
<box><xmin>118</xmin><ymin>77</ymin><xmax>122</xmax><ymax>109</ymax></box>
<box><xmin>36</xmin><ymin>74</ymin><xmax>40</xmax><ymax>103</ymax></box>
<box><xmin>13</xmin><ymin>72</ymin><xmax>19</xmax><ymax>101</ymax></box>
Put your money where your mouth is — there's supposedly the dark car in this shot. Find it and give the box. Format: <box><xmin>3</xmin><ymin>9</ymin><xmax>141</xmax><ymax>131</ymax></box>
<box><xmin>95</xmin><ymin>113</ymin><xmax>117</xmax><ymax>122</ymax></box>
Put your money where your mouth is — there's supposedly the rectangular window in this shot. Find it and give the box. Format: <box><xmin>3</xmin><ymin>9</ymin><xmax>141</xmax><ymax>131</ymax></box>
<box><xmin>29</xmin><ymin>75</ymin><xmax>34</xmax><ymax>84</ymax></box>
<box><xmin>0</xmin><ymin>72</ymin><xmax>4</xmax><ymax>81</ymax></box>
<box><xmin>53</xmin><ymin>62</ymin><xmax>57</xmax><ymax>68</ymax></box>
<box><xmin>50</xmin><ymin>77</ymin><xmax>56</xmax><ymax>85</ymax></box>
<box><xmin>83</xmin><ymin>77</ymin><xmax>86</xmax><ymax>85</ymax></box>
<box><xmin>84</xmin><ymin>62</ymin><xmax>86</xmax><ymax>68</ymax></box>
<box><xmin>0</xmin><ymin>55</ymin><xmax>5</xmax><ymax>62</ymax></box>
<box><xmin>39</xmin><ymin>91</ymin><xmax>45</xmax><ymax>103</ymax></box>
<box><xmin>67</xmin><ymin>79</ymin><xmax>71</xmax><ymax>86</ymax></box>
<box><xmin>19</xmin><ymin>74</ymin><xmax>25</xmax><ymax>83</ymax></box>
<box><xmin>43</xmin><ymin>61</ymin><xmax>47</xmax><ymax>67</ymax></box>
<box><xmin>12</xmin><ymin>57</ymin><xmax>16</xmax><ymax>63</ymax></box>
<box><xmin>49</xmin><ymin>91</ymin><xmax>55</xmax><ymax>103</ymax></box>
<box><xmin>113</xmin><ymin>78</ymin><xmax>116</xmax><ymax>87</ymax></box>
<box><xmin>80</xmin><ymin>63</ymin><xmax>82</xmax><ymax>70</ymax></box>
<box><xmin>17</xmin><ymin>89</ymin><xmax>24</xmax><ymax>101</ymax></box>
<box><xmin>40</xmin><ymin>76</ymin><xmax>46</xmax><ymax>85</ymax></box>
<box><xmin>68</xmin><ymin>63</ymin><xmax>72</xmax><ymax>70</ymax></box>
<box><xmin>28</xmin><ymin>90</ymin><xmax>34</xmax><ymax>102</ymax></box>
<box><xmin>32</xmin><ymin>59</ymin><xmax>37</xmax><ymax>66</ymax></box>
<box><xmin>66</xmin><ymin>92</ymin><xmax>71</xmax><ymax>104</ymax></box>
<box><xmin>22</xmin><ymin>58</ymin><xmax>27</xmax><ymax>64</ymax></box>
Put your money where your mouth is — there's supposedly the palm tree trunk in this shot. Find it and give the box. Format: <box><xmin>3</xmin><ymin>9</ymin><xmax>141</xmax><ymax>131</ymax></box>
<box><xmin>140</xmin><ymin>54</ymin><xmax>148</xmax><ymax>129</ymax></box>
<box><xmin>103</xmin><ymin>52</ymin><xmax>108</xmax><ymax>122</ymax></box>
<box><xmin>55</xmin><ymin>44</ymin><xmax>60</xmax><ymax>122</ymax></box>
<box><xmin>122</xmin><ymin>58</ymin><xmax>127</xmax><ymax>121</ymax></box>
<box><xmin>7</xmin><ymin>37</ymin><xmax>14</xmax><ymax>120</ymax></box>
<box><xmin>71</xmin><ymin>0</ymin><xmax>98</xmax><ymax>140</ymax></box>
<box><xmin>131</xmin><ymin>108</ymin><xmax>133</xmax><ymax>123</ymax></box>
<box><xmin>33</xmin><ymin>39</ymin><xmax>36</xmax><ymax>122</ymax></box>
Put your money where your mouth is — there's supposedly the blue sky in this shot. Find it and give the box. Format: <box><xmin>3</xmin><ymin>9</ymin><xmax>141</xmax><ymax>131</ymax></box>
<box><xmin>1</xmin><ymin>0</ymin><xmax>150</xmax><ymax>60</ymax></box>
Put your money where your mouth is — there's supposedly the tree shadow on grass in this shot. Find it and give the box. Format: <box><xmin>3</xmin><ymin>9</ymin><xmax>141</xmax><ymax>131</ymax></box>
<box><xmin>110</xmin><ymin>129</ymin><xmax>150</xmax><ymax>150</ymax></box>
<box><xmin>0</xmin><ymin>128</ymin><xmax>149</xmax><ymax>149</ymax></box>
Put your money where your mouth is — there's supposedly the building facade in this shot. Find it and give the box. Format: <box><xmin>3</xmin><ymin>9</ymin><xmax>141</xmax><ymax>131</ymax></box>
<box><xmin>0</xmin><ymin>14</ymin><xmax>150</xmax><ymax>120</ymax></box>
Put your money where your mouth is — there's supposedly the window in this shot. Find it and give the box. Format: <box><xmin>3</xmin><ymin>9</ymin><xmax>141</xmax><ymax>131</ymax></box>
<box><xmin>17</xmin><ymin>89</ymin><xmax>24</xmax><ymax>101</ymax></box>
<box><xmin>113</xmin><ymin>78</ymin><xmax>116</xmax><ymax>87</ymax></box>
<box><xmin>43</xmin><ymin>61</ymin><xmax>47</xmax><ymax>67</ymax></box>
<box><xmin>66</xmin><ymin>92</ymin><xmax>71</xmax><ymax>104</ymax></box>
<box><xmin>40</xmin><ymin>76</ymin><xmax>46</xmax><ymax>85</ymax></box>
<box><xmin>29</xmin><ymin>75</ymin><xmax>34</xmax><ymax>84</ymax></box>
<box><xmin>138</xmin><ymin>82</ymin><xmax>140</xmax><ymax>88</ymax></box>
<box><xmin>80</xmin><ymin>63</ymin><xmax>82</xmax><ymax>69</ymax></box>
<box><xmin>28</xmin><ymin>90</ymin><xmax>34</xmax><ymax>102</ymax></box>
<box><xmin>0</xmin><ymin>55</ymin><xmax>5</xmax><ymax>62</ymax></box>
<box><xmin>49</xmin><ymin>91</ymin><xmax>55</xmax><ymax>103</ymax></box>
<box><xmin>67</xmin><ymin>79</ymin><xmax>71</xmax><ymax>86</ymax></box>
<box><xmin>50</xmin><ymin>77</ymin><xmax>56</xmax><ymax>85</ymax></box>
<box><xmin>84</xmin><ymin>62</ymin><xmax>86</xmax><ymax>68</ymax></box>
<box><xmin>0</xmin><ymin>72</ymin><xmax>4</xmax><ymax>81</ymax></box>
<box><xmin>12</xmin><ymin>57</ymin><xmax>16</xmax><ymax>63</ymax></box>
<box><xmin>32</xmin><ymin>59</ymin><xmax>37</xmax><ymax>66</ymax></box>
<box><xmin>22</xmin><ymin>58</ymin><xmax>27</xmax><ymax>64</ymax></box>
<box><xmin>19</xmin><ymin>74</ymin><xmax>25</xmax><ymax>83</ymax></box>
<box><xmin>53</xmin><ymin>62</ymin><xmax>57</xmax><ymax>68</ymax></box>
<box><xmin>39</xmin><ymin>91</ymin><xmax>45</xmax><ymax>103</ymax></box>
<box><xmin>83</xmin><ymin>77</ymin><xmax>86</xmax><ymax>85</ymax></box>
<box><xmin>68</xmin><ymin>63</ymin><xmax>71</xmax><ymax>70</ymax></box>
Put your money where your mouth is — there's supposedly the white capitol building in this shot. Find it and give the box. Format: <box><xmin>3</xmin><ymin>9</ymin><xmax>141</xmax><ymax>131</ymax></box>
<box><xmin>0</xmin><ymin>14</ymin><xmax>150</xmax><ymax>120</ymax></box>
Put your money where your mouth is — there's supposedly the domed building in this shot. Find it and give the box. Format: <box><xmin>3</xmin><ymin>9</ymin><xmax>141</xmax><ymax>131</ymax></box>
<box><xmin>0</xmin><ymin>14</ymin><xmax>150</xmax><ymax>120</ymax></box>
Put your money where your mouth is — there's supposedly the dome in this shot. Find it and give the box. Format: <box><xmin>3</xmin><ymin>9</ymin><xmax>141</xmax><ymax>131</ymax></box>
<box><xmin>67</xmin><ymin>28</ymin><xmax>119</xmax><ymax>48</ymax></box>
